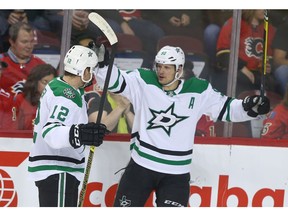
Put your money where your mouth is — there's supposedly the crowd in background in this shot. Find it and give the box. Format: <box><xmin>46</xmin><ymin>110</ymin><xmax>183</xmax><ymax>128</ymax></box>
<box><xmin>0</xmin><ymin>9</ymin><xmax>288</xmax><ymax>139</ymax></box>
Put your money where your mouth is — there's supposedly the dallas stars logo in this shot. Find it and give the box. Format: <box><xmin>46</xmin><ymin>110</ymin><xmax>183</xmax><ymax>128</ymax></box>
<box><xmin>63</xmin><ymin>88</ymin><xmax>76</xmax><ymax>99</ymax></box>
<box><xmin>119</xmin><ymin>195</ymin><xmax>131</xmax><ymax>207</ymax></box>
<box><xmin>147</xmin><ymin>103</ymin><xmax>188</xmax><ymax>136</ymax></box>
<box><xmin>88</xmin><ymin>51</ymin><xmax>93</xmax><ymax>57</ymax></box>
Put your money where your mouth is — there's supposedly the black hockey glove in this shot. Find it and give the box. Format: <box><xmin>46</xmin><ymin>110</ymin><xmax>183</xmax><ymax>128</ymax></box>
<box><xmin>242</xmin><ymin>95</ymin><xmax>270</xmax><ymax>117</ymax></box>
<box><xmin>69</xmin><ymin>122</ymin><xmax>110</xmax><ymax>148</ymax></box>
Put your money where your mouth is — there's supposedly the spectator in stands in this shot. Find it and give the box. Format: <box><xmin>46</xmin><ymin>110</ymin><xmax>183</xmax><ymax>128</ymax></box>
<box><xmin>118</xmin><ymin>10</ymin><xmax>165</xmax><ymax>64</ymax></box>
<box><xmin>214</xmin><ymin>10</ymin><xmax>276</xmax><ymax>96</ymax></box>
<box><xmin>12</xmin><ymin>64</ymin><xmax>57</xmax><ymax>130</ymax></box>
<box><xmin>0</xmin><ymin>22</ymin><xmax>46</xmax><ymax>97</ymax></box>
<box><xmin>85</xmin><ymin>90</ymin><xmax>134</xmax><ymax>134</ymax></box>
<box><xmin>43</xmin><ymin>10</ymin><xmax>64</xmax><ymax>39</ymax></box>
<box><xmin>70</xmin><ymin>10</ymin><xmax>165</xmax><ymax>68</ymax></box>
<box><xmin>0</xmin><ymin>60</ymin><xmax>14</xmax><ymax>130</ymax></box>
<box><xmin>143</xmin><ymin>10</ymin><xmax>204</xmax><ymax>41</ymax></box>
<box><xmin>97</xmin><ymin>10</ymin><xmax>165</xmax><ymax>68</ymax></box>
<box><xmin>271</xmin><ymin>19</ymin><xmax>288</xmax><ymax>97</ymax></box>
<box><xmin>0</xmin><ymin>15</ymin><xmax>9</xmax><ymax>52</ymax></box>
<box><xmin>261</xmin><ymin>84</ymin><xmax>288</xmax><ymax>139</ymax></box>
<box><xmin>202</xmin><ymin>10</ymin><xmax>233</xmax><ymax>67</ymax></box>
<box><xmin>0</xmin><ymin>10</ymin><xmax>51</xmax><ymax>52</ymax></box>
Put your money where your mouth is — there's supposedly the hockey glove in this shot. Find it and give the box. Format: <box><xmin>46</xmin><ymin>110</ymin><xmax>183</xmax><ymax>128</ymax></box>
<box><xmin>87</xmin><ymin>41</ymin><xmax>109</xmax><ymax>68</ymax></box>
<box><xmin>242</xmin><ymin>95</ymin><xmax>270</xmax><ymax>117</ymax></box>
<box><xmin>69</xmin><ymin>122</ymin><xmax>110</xmax><ymax>148</ymax></box>
<box><xmin>96</xmin><ymin>44</ymin><xmax>110</xmax><ymax>68</ymax></box>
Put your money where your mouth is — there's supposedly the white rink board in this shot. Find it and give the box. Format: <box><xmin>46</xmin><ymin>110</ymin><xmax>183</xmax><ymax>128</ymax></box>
<box><xmin>0</xmin><ymin>137</ymin><xmax>288</xmax><ymax>207</ymax></box>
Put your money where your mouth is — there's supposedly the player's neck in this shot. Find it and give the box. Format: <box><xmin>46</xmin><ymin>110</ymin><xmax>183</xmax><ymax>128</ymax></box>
<box><xmin>162</xmin><ymin>80</ymin><xmax>180</xmax><ymax>91</ymax></box>
<box><xmin>63</xmin><ymin>76</ymin><xmax>82</xmax><ymax>89</ymax></box>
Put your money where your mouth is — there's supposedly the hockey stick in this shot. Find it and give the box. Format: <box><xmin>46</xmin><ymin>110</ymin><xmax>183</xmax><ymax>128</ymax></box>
<box><xmin>78</xmin><ymin>12</ymin><xmax>118</xmax><ymax>207</ymax></box>
<box><xmin>260</xmin><ymin>10</ymin><xmax>269</xmax><ymax>98</ymax></box>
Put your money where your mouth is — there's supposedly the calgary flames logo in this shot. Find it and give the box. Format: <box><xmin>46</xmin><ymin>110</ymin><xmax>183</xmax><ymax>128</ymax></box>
<box><xmin>244</xmin><ymin>37</ymin><xmax>263</xmax><ymax>59</ymax></box>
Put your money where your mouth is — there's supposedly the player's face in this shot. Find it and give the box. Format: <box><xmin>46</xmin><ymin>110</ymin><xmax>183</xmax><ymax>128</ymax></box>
<box><xmin>9</xmin><ymin>29</ymin><xmax>35</xmax><ymax>60</ymax></box>
<box><xmin>156</xmin><ymin>63</ymin><xmax>176</xmax><ymax>85</ymax></box>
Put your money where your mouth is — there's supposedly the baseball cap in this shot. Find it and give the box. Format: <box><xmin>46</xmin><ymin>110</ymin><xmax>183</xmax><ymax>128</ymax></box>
<box><xmin>0</xmin><ymin>60</ymin><xmax>7</xmax><ymax>68</ymax></box>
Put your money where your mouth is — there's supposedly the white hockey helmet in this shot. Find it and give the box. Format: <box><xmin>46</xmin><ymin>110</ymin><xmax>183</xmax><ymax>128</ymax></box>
<box><xmin>155</xmin><ymin>46</ymin><xmax>185</xmax><ymax>86</ymax></box>
<box><xmin>64</xmin><ymin>45</ymin><xmax>98</xmax><ymax>83</ymax></box>
<box><xmin>155</xmin><ymin>46</ymin><xmax>185</xmax><ymax>71</ymax></box>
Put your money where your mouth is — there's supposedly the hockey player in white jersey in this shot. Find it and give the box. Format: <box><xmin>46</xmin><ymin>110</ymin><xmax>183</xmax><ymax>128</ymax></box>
<box><xmin>28</xmin><ymin>45</ymin><xmax>109</xmax><ymax>207</ymax></box>
<box><xmin>94</xmin><ymin>45</ymin><xmax>270</xmax><ymax>207</ymax></box>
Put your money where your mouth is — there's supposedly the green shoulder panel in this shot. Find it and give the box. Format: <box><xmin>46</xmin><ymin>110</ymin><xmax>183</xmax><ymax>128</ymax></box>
<box><xmin>138</xmin><ymin>69</ymin><xmax>162</xmax><ymax>89</ymax></box>
<box><xmin>179</xmin><ymin>77</ymin><xmax>209</xmax><ymax>94</ymax></box>
<box><xmin>48</xmin><ymin>78</ymin><xmax>83</xmax><ymax>107</ymax></box>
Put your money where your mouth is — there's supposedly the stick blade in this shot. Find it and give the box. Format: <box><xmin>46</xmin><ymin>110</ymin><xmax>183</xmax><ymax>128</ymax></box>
<box><xmin>88</xmin><ymin>12</ymin><xmax>118</xmax><ymax>45</ymax></box>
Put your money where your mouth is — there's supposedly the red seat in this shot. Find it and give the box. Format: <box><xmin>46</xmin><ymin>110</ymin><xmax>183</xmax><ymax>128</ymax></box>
<box><xmin>33</xmin><ymin>29</ymin><xmax>61</xmax><ymax>51</ymax></box>
<box><xmin>116</xmin><ymin>33</ymin><xmax>143</xmax><ymax>52</ymax></box>
<box><xmin>96</xmin><ymin>33</ymin><xmax>147</xmax><ymax>70</ymax></box>
<box><xmin>157</xmin><ymin>35</ymin><xmax>204</xmax><ymax>54</ymax></box>
<box><xmin>96</xmin><ymin>33</ymin><xmax>143</xmax><ymax>52</ymax></box>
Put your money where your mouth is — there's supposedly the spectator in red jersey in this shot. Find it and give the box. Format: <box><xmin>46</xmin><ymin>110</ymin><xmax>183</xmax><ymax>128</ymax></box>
<box><xmin>261</xmin><ymin>84</ymin><xmax>288</xmax><ymax>139</ymax></box>
<box><xmin>0</xmin><ymin>10</ymin><xmax>52</xmax><ymax>52</ymax></box>
<box><xmin>0</xmin><ymin>60</ymin><xmax>15</xmax><ymax>130</ymax></box>
<box><xmin>0</xmin><ymin>22</ymin><xmax>46</xmax><ymax>97</ymax></box>
<box><xmin>195</xmin><ymin>115</ymin><xmax>216</xmax><ymax>137</ymax></box>
<box><xmin>213</xmin><ymin>10</ymin><xmax>276</xmax><ymax>96</ymax></box>
<box><xmin>12</xmin><ymin>64</ymin><xmax>57</xmax><ymax>130</ymax></box>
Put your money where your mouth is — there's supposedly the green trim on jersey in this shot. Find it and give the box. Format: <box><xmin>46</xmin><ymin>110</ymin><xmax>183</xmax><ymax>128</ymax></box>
<box><xmin>138</xmin><ymin>69</ymin><xmax>162</xmax><ymax>89</ymax></box>
<box><xmin>132</xmin><ymin>144</ymin><xmax>192</xmax><ymax>166</ymax></box>
<box><xmin>225</xmin><ymin>98</ymin><xmax>235</xmax><ymax>122</ymax></box>
<box><xmin>138</xmin><ymin>69</ymin><xmax>209</xmax><ymax>95</ymax></box>
<box><xmin>28</xmin><ymin>165</ymin><xmax>85</xmax><ymax>173</ymax></box>
<box><xmin>180</xmin><ymin>77</ymin><xmax>209</xmax><ymax>94</ymax></box>
<box><xmin>108</xmin><ymin>68</ymin><xmax>122</xmax><ymax>90</ymax></box>
<box><xmin>49</xmin><ymin>78</ymin><xmax>84</xmax><ymax>107</ymax></box>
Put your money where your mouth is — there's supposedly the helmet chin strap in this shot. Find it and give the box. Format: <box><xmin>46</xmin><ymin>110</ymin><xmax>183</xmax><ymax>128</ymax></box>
<box><xmin>163</xmin><ymin>70</ymin><xmax>183</xmax><ymax>87</ymax></box>
<box><xmin>81</xmin><ymin>68</ymin><xmax>93</xmax><ymax>88</ymax></box>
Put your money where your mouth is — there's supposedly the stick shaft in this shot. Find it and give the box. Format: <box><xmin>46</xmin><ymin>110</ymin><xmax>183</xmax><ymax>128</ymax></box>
<box><xmin>260</xmin><ymin>10</ymin><xmax>269</xmax><ymax>98</ymax></box>
<box><xmin>78</xmin><ymin>12</ymin><xmax>118</xmax><ymax>207</ymax></box>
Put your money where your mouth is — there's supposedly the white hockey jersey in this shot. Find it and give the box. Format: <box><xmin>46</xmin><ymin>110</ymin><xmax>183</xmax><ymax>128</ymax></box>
<box><xmin>95</xmin><ymin>66</ymin><xmax>255</xmax><ymax>175</ymax></box>
<box><xmin>28</xmin><ymin>77</ymin><xmax>88</xmax><ymax>182</ymax></box>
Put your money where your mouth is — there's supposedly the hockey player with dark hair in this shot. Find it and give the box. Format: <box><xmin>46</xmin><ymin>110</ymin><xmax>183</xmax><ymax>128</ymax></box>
<box><xmin>94</xmin><ymin>45</ymin><xmax>270</xmax><ymax>207</ymax></box>
<box><xmin>28</xmin><ymin>45</ymin><xmax>109</xmax><ymax>207</ymax></box>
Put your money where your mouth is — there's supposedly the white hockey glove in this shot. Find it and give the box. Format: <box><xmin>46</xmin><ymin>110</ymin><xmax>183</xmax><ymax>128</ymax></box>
<box><xmin>242</xmin><ymin>95</ymin><xmax>270</xmax><ymax>117</ymax></box>
<box><xmin>69</xmin><ymin>122</ymin><xmax>109</xmax><ymax>148</ymax></box>
<box><xmin>94</xmin><ymin>44</ymin><xmax>109</xmax><ymax>68</ymax></box>
<box><xmin>87</xmin><ymin>41</ymin><xmax>109</xmax><ymax>68</ymax></box>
